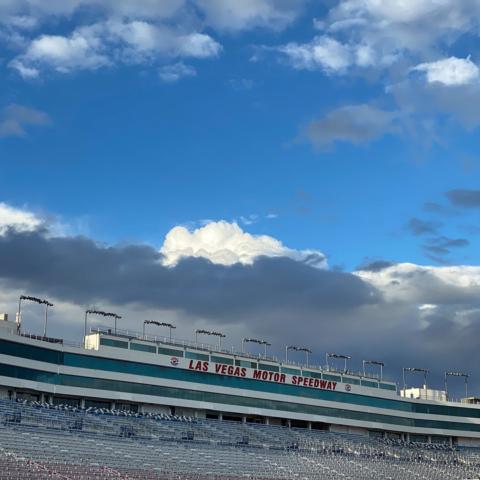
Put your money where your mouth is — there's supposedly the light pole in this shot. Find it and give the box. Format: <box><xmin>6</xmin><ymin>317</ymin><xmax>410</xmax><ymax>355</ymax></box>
<box><xmin>143</xmin><ymin>321</ymin><xmax>176</xmax><ymax>340</ymax></box>
<box><xmin>296</xmin><ymin>347</ymin><xmax>312</xmax><ymax>367</ymax></box>
<box><xmin>363</xmin><ymin>360</ymin><xmax>385</xmax><ymax>381</ymax></box>
<box><xmin>84</xmin><ymin>309</ymin><xmax>122</xmax><ymax>339</ymax></box>
<box><xmin>195</xmin><ymin>329</ymin><xmax>226</xmax><ymax>349</ymax></box>
<box><xmin>326</xmin><ymin>353</ymin><xmax>351</xmax><ymax>373</ymax></box>
<box><xmin>444</xmin><ymin>371</ymin><xmax>469</xmax><ymax>401</ymax></box>
<box><xmin>17</xmin><ymin>295</ymin><xmax>54</xmax><ymax>337</ymax></box>
<box><xmin>285</xmin><ymin>345</ymin><xmax>298</xmax><ymax>362</ymax></box>
<box><xmin>242</xmin><ymin>338</ymin><xmax>271</xmax><ymax>358</ymax></box>
<box><xmin>403</xmin><ymin>367</ymin><xmax>429</xmax><ymax>399</ymax></box>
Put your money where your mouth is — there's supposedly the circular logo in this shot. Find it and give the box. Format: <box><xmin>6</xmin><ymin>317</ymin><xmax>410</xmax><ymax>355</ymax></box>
<box><xmin>170</xmin><ymin>357</ymin><xmax>179</xmax><ymax>366</ymax></box>
<box><xmin>345</xmin><ymin>384</ymin><xmax>352</xmax><ymax>392</ymax></box>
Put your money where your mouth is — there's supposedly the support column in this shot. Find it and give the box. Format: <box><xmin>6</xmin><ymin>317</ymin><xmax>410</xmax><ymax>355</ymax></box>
<box><xmin>308</xmin><ymin>422</ymin><xmax>312</xmax><ymax>430</ymax></box>
<box><xmin>242</xmin><ymin>416</ymin><xmax>246</xmax><ymax>424</ymax></box>
<box><xmin>219</xmin><ymin>413</ymin><xmax>223</xmax><ymax>421</ymax></box>
<box><xmin>264</xmin><ymin>417</ymin><xmax>270</xmax><ymax>425</ymax></box>
<box><xmin>287</xmin><ymin>419</ymin><xmax>291</xmax><ymax>428</ymax></box>
<box><xmin>80</xmin><ymin>398</ymin><xmax>86</xmax><ymax>409</ymax></box>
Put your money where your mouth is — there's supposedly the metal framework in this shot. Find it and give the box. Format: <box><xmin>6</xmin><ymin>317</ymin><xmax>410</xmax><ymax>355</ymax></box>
<box><xmin>17</xmin><ymin>295</ymin><xmax>54</xmax><ymax>337</ymax></box>
<box><xmin>285</xmin><ymin>345</ymin><xmax>312</xmax><ymax>366</ymax></box>
<box><xmin>195</xmin><ymin>329</ymin><xmax>226</xmax><ymax>348</ymax></box>
<box><xmin>242</xmin><ymin>338</ymin><xmax>271</xmax><ymax>358</ymax></box>
<box><xmin>84</xmin><ymin>309</ymin><xmax>122</xmax><ymax>338</ymax></box>
<box><xmin>444</xmin><ymin>371</ymin><xmax>469</xmax><ymax>400</ymax></box>
<box><xmin>402</xmin><ymin>367</ymin><xmax>429</xmax><ymax>399</ymax></box>
<box><xmin>143</xmin><ymin>321</ymin><xmax>176</xmax><ymax>340</ymax></box>
<box><xmin>363</xmin><ymin>360</ymin><xmax>385</xmax><ymax>381</ymax></box>
<box><xmin>326</xmin><ymin>353</ymin><xmax>351</xmax><ymax>373</ymax></box>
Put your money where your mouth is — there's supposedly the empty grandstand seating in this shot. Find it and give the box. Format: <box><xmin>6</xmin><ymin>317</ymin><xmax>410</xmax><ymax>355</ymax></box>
<box><xmin>0</xmin><ymin>398</ymin><xmax>478</xmax><ymax>479</ymax></box>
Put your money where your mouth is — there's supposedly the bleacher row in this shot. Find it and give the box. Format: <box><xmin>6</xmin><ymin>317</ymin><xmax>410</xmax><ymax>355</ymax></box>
<box><xmin>0</xmin><ymin>399</ymin><xmax>478</xmax><ymax>479</ymax></box>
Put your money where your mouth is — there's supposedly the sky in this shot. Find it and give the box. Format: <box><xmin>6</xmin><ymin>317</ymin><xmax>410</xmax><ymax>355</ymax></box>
<box><xmin>1</xmin><ymin>0</ymin><xmax>480</xmax><ymax>396</ymax></box>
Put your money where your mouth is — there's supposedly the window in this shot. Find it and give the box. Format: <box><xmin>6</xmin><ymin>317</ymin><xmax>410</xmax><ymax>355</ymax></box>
<box><xmin>258</xmin><ymin>363</ymin><xmax>279</xmax><ymax>372</ymax></box>
<box><xmin>302</xmin><ymin>371</ymin><xmax>322</xmax><ymax>379</ymax></box>
<box><xmin>185</xmin><ymin>351</ymin><xmax>209</xmax><ymax>361</ymax></box>
<box><xmin>100</xmin><ymin>338</ymin><xmax>128</xmax><ymax>349</ymax></box>
<box><xmin>323</xmin><ymin>374</ymin><xmax>341</xmax><ymax>382</ymax></box>
<box><xmin>130</xmin><ymin>343</ymin><xmax>156</xmax><ymax>353</ymax></box>
<box><xmin>282</xmin><ymin>367</ymin><xmax>301</xmax><ymax>375</ymax></box>
<box><xmin>343</xmin><ymin>377</ymin><xmax>361</xmax><ymax>385</ymax></box>
<box><xmin>380</xmin><ymin>383</ymin><xmax>397</xmax><ymax>391</ymax></box>
<box><xmin>361</xmin><ymin>379</ymin><xmax>378</xmax><ymax>388</ymax></box>
<box><xmin>211</xmin><ymin>356</ymin><xmax>234</xmax><ymax>365</ymax></box>
<box><xmin>235</xmin><ymin>359</ymin><xmax>257</xmax><ymax>368</ymax></box>
<box><xmin>158</xmin><ymin>347</ymin><xmax>184</xmax><ymax>357</ymax></box>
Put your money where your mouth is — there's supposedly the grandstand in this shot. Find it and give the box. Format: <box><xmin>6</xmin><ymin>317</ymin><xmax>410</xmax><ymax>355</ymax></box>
<box><xmin>1</xmin><ymin>309</ymin><xmax>480</xmax><ymax>478</ymax></box>
<box><xmin>0</xmin><ymin>398</ymin><xmax>479</xmax><ymax>479</ymax></box>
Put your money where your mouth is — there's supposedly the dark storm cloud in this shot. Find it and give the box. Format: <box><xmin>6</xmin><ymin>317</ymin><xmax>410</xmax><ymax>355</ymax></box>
<box><xmin>406</xmin><ymin>217</ymin><xmax>441</xmax><ymax>236</ymax></box>
<box><xmin>422</xmin><ymin>236</ymin><xmax>469</xmax><ymax>262</ymax></box>
<box><xmin>3</xmin><ymin>226</ymin><xmax>480</xmax><ymax>396</ymax></box>
<box><xmin>446</xmin><ymin>189</ymin><xmax>480</xmax><ymax>208</ymax></box>
<box><xmin>0</xmin><ymin>228</ymin><xmax>379</xmax><ymax>321</ymax></box>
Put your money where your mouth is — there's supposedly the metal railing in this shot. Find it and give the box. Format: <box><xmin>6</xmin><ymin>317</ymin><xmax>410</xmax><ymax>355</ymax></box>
<box><xmin>91</xmin><ymin>326</ymin><xmax>387</xmax><ymax>383</ymax></box>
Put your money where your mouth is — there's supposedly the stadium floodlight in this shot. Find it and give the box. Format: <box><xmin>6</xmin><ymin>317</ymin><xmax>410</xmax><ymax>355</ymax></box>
<box><xmin>195</xmin><ymin>329</ymin><xmax>226</xmax><ymax>348</ymax></box>
<box><xmin>326</xmin><ymin>353</ymin><xmax>351</xmax><ymax>373</ymax></box>
<box><xmin>242</xmin><ymin>338</ymin><xmax>271</xmax><ymax>358</ymax></box>
<box><xmin>285</xmin><ymin>345</ymin><xmax>299</xmax><ymax>362</ymax></box>
<box><xmin>444</xmin><ymin>371</ymin><xmax>469</xmax><ymax>401</ymax></box>
<box><xmin>363</xmin><ymin>360</ymin><xmax>385</xmax><ymax>381</ymax></box>
<box><xmin>143</xmin><ymin>321</ymin><xmax>176</xmax><ymax>340</ymax></box>
<box><xmin>402</xmin><ymin>367</ymin><xmax>429</xmax><ymax>398</ymax></box>
<box><xmin>294</xmin><ymin>347</ymin><xmax>312</xmax><ymax>367</ymax></box>
<box><xmin>84</xmin><ymin>309</ymin><xmax>122</xmax><ymax>338</ymax></box>
<box><xmin>285</xmin><ymin>345</ymin><xmax>312</xmax><ymax>364</ymax></box>
<box><xmin>17</xmin><ymin>295</ymin><xmax>54</xmax><ymax>337</ymax></box>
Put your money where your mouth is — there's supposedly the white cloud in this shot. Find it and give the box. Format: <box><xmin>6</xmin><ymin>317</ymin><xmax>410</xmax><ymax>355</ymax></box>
<box><xmin>160</xmin><ymin>220</ymin><xmax>327</xmax><ymax>268</ymax></box>
<box><xmin>194</xmin><ymin>0</ymin><xmax>305</xmax><ymax>31</ymax></box>
<box><xmin>274</xmin><ymin>1</ymin><xmax>480</xmax><ymax>75</ymax></box>
<box><xmin>278</xmin><ymin>36</ymin><xmax>352</xmax><ymax>73</ymax></box>
<box><xmin>11</xmin><ymin>28</ymin><xmax>110</xmax><ymax>76</ymax></box>
<box><xmin>158</xmin><ymin>62</ymin><xmax>196</xmax><ymax>82</ymax></box>
<box><xmin>0</xmin><ymin>104</ymin><xmax>50</xmax><ymax>137</ymax></box>
<box><xmin>413</xmin><ymin>56</ymin><xmax>479</xmax><ymax>86</ymax></box>
<box><xmin>0</xmin><ymin>203</ymin><xmax>42</xmax><ymax>235</ymax></box>
<box><xmin>356</xmin><ymin>262</ymin><xmax>480</xmax><ymax>304</ymax></box>
<box><xmin>10</xmin><ymin>21</ymin><xmax>221</xmax><ymax>77</ymax></box>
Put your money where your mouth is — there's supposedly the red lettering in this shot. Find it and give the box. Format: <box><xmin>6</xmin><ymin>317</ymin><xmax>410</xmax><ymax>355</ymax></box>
<box><xmin>280</xmin><ymin>374</ymin><xmax>286</xmax><ymax>383</ymax></box>
<box><xmin>292</xmin><ymin>375</ymin><xmax>298</xmax><ymax>385</ymax></box>
<box><xmin>253</xmin><ymin>370</ymin><xmax>262</xmax><ymax>380</ymax></box>
<box><xmin>241</xmin><ymin>368</ymin><xmax>247</xmax><ymax>377</ymax></box>
<box><xmin>319</xmin><ymin>380</ymin><xmax>327</xmax><ymax>389</ymax></box>
<box><xmin>188</xmin><ymin>360</ymin><xmax>194</xmax><ymax>369</ymax></box>
<box><xmin>215</xmin><ymin>364</ymin><xmax>222</xmax><ymax>373</ymax></box>
<box><xmin>202</xmin><ymin>361</ymin><xmax>209</xmax><ymax>372</ymax></box>
<box><xmin>326</xmin><ymin>381</ymin><xmax>332</xmax><ymax>390</ymax></box>
<box><xmin>332</xmin><ymin>381</ymin><xmax>337</xmax><ymax>391</ymax></box>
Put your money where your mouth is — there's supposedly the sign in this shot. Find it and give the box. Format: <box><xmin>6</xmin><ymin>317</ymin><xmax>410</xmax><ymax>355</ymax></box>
<box><xmin>187</xmin><ymin>360</ymin><xmax>337</xmax><ymax>392</ymax></box>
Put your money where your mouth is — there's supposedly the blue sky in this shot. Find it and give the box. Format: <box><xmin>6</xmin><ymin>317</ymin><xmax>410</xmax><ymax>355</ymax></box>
<box><xmin>1</xmin><ymin>0</ymin><xmax>479</xmax><ymax>270</ymax></box>
<box><xmin>2</xmin><ymin>1</ymin><xmax>480</xmax><ymax>390</ymax></box>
